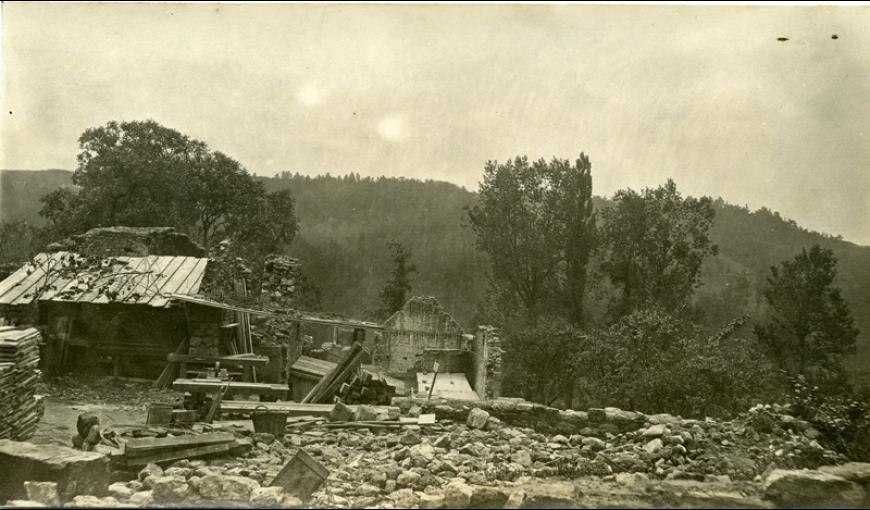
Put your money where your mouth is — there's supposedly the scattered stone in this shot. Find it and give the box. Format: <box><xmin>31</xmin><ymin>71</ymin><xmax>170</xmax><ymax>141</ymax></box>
<box><xmin>329</xmin><ymin>400</ymin><xmax>355</xmax><ymax>422</ymax></box>
<box><xmin>138</xmin><ymin>463</ymin><xmax>164</xmax><ymax>482</ymax></box>
<box><xmin>444</xmin><ymin>479</ymin><xmax>474</xmax><ymax>508</ymax></box>
<box><xmin>355</xmin><ymin>483</ymin><xmax>382</xmax><ymax>497</ymax></box>
<box><xmin>419</xmin><ymin>492</ymin><xmax>445</xmax><ymax>509</ymax></box>
<box><xmin>467</xmin><ymin>408</ymin><xmax>490</xmax><ymax>429</ymax></box>
<box><xmin>644</xmin><ymin>438</ymin><xmax>664</xmax><ymax>455</ymax></box>
<box><xmin>511</xmin><ymin>450</ymin><xmax>533</xmax><ymax>466</ymax></box>
<box><xmin>149</xmin><ymin>475</ymin><xmax>191</xmax><ymax>501</ymax></box>
<box><xmin>197</xmin><ymin>474</ymin><xmax>260</xmax><ymax>502</ymax></box>
<box><xmin>582</xmin><ymin>436</ymin><xmax>606</xmax><ymax>451</ymax></box>
<box><xmin>128</xmin><ymin>491</ymin><xmax>154</xmax><ymax>506</ymax></box>
<box><xmin>106</xmin><ymin>482</ymin><xmax>134</xmax><ymax>500</ymax></box>
<box><xmin>642</xmin><ymin>424</ymin><xmax>668</xmax><ymax>438</ymax></box>
<box><xmin>354</xmin><ymin>405</ymin><xmax>380</xmax><ymax>422</ymax></box>
<box><xmin>252</xmin><ymin>432</ymin><xmax>276</xmax><ymax>445</ymax></box>
<box><xmin>389</xmin><ymin>488</ymin><xmax>420</xmax><ymax>507</ymax></box>
<box><xmin>397</xmin><ymin>470</ymin><xmax>422</xmax><ymax>488</ymax></box>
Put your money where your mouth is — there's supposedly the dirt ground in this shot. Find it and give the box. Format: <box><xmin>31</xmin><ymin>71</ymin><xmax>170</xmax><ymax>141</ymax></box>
<box><xmin>31</xmin><ymin>374</ymin><xmax>180</xmax><ymax>446</ymax></box>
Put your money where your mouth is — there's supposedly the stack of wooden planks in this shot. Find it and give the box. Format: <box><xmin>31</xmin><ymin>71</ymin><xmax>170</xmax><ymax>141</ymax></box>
<box><xmin>337</xmin><ymin>367</ymin><xmax>398</xmax><ymax>405</ymax></box>
<box><xmin>0</xmin><ymin>327</ymin><xmax>44</xmax><ymax>440</ymax></box>
<box><xmin>123</xmin><ymin>431</ymin><xmax>249</xmax><ymax>467</ymax></box>
<box><xmin>301</xmin><ymin>343</ymin><xmax>367</xmax><ymax>404</ymax></box>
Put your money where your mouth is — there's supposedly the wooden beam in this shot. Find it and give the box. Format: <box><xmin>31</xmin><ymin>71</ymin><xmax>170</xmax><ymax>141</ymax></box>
<box><xmin>167</xmin><ymin>353</ymin><xmax>269</xmax><ymax>367</ymax></box>
<box><xmin>171</xmin><ymin>378</ymin><xmax>289</xmax><ymax>399</ymax></box>
<box><xmin>124</xmin><ymin>432</ymin><xmax>236</xmax><ymax>456</ymax></box>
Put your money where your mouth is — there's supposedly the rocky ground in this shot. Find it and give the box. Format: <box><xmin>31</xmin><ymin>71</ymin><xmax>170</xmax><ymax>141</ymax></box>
<box><xmin>15</xmin><ymin>376</ymin><xmax>870</xmax><ymax>508</ymax></box>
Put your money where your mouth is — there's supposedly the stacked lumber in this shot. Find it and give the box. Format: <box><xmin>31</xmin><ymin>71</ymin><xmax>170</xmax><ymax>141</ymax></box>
<box><xmin>123</xmin><ymin>431</ymin><xmax>249</xmax><ymax>467</ymax></box>
<box><xmin>0</xmin><ymin>327</ymin><xmax>44</xmax><ymax>440</ymax></box>
<box><xmin>302</xmin><ymin>343</ymin><xmax>367</xmax><ymax>404</ymax></box>
<box><xmin>337</xmin><ymin>367</ymin><xmax>397</xmax><ymax>405</ymax></box>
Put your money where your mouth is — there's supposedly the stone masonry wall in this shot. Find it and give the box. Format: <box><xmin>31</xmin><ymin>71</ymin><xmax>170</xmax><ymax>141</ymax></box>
<box><xmin>381</xmin><ymin>296</ymin><xmax>466</xmax><ymax>375</ymax></box>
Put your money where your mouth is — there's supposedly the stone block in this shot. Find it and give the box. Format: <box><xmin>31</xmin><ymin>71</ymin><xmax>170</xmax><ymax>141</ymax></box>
<box><xmin>0</xmin><ymin>440</ymin><xmax>109</xmax><ymax>503</ymax></box>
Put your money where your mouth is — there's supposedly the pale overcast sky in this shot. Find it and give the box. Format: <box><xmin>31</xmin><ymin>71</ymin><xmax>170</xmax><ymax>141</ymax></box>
<box><xmin>2</xmin><ymin>3</ymin><xmax>869</xmax><ymax>245</ymax></box>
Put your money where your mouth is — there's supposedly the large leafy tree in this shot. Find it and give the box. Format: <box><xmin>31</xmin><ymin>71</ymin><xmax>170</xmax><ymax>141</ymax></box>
<box><xmin>38</xmin><ymin>120</ymin><xmax>297</xmax><ymax>257</ymax></box>
<box><xmin>755</xmin><ymin>244</ymin><xmax>859</xmax><ymax>388</ymax></box>
<box><xmin>600</xmin><ymin>179</ymin><xmax>718</xmax><ymax>318</ymax></box>
<box><xmin>467</xmin><ymin>154</ymin><xmax>595</xmax><ymax>325</ymax></box>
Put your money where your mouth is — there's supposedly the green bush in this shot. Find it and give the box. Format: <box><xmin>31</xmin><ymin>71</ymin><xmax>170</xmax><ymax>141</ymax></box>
<box><xmin>577</xmin><ymin>308</ymin><xmax>782</xmax><ymax>418</ymax></box>
<box><xmin>789</xmin><ymin>375</ymin><xmax>870</xmax><ymax>461</ymax></box>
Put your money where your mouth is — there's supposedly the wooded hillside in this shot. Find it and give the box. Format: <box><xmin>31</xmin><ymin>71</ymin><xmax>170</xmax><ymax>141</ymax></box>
<box><xmin>2</xmin><ymin>169</ymin><xmax>868</xmax><ymax>376</ymax></box>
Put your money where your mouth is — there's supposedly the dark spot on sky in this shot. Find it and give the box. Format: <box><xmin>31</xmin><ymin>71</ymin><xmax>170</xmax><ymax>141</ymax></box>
<box><xmin>832</xmin><ymin>34</ymin><xmax>839</xmax><ymax>40</ymax></box>
<box><xmin>8</xmin><ymin>111</ymin><xmax>11</xmax><ymax>115</ymax></box>
<box><xmin>777</xmin><ymin>37</ymin><xmax>789</xmax><ymax>42</ymax></box>
<box><xmin>353</xmin><ymin>112</ymin><xmax>357</xmax><ymax>116</ymax></box>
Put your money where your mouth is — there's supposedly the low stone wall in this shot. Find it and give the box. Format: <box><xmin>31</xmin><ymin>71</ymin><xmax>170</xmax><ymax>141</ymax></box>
<box><xmin>392</xmin><ymin>397</ymin><xmax>648</xmax><ymax>436</ymax></box>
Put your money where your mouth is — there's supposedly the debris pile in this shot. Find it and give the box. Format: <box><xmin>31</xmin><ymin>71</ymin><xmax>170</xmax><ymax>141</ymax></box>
<box><xmin>338</xmin><ymin>367</ymin><xmax>398</xmax><ymax>406</ymax></box>
<box><xmin>0</xmin><ymin>327</ymin><xmax>44</xmax><ymax>440</ymax></box>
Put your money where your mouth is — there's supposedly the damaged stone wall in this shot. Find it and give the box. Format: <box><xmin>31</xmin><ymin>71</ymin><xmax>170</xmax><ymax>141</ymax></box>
<box><xmin>259</xmin><ymin>256</ymin><xmax>303</xmax><ymax>309</ymax></box>
<box><xmin>46</xmin><ymin>226</ymin><xmax>205</xmax><ymax>258</ymax></box>
<box><xmin>472</xmin><ymin>326</ymin><xmax>503</xmax><ymax>400</ymax></box>
<box><xmin>380</xmin><ymin>296</ymin><xmax>466</xmax><ymax>375</ymax></box>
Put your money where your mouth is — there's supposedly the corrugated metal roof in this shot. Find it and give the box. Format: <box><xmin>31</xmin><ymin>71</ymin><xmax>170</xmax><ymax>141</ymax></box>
<box><xmin>0</xmin><ymin>252</ymin><xmax>209</xmax><ymax>308</ymax></box>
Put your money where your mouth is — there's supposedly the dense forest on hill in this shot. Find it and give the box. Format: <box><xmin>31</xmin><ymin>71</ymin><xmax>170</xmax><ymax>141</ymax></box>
<box><xmin>2</xmin><ymin>169</ymin><xmax>869</xmax><ymax>374</ymax></box>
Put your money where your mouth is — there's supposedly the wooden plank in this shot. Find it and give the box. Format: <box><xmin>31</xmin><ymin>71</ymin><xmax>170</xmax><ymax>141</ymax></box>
<box><xmin>130</xmin><ymin>255</ymin><xmax>178</xmax><ymax>305</ymax></box>
<box><xmin>302</xmin><ymin>343</ymin><xmax>363</xmax><ymax>403</ymax></box>
<box><xmin>172</xmin><ymin>258</ymin><xmax>209</xmax><ymax>297</ymax></box>
<box><xmin>171</xmin><ymin>379</ymin><xmax>288</xmax><ymax>398</ymax></box>
<box><xmin>1</xmin><ymin>253</ymin><xmax>61</xmax><ymax>304</ymax></box>
<box><xmin>125</xmin><ymin>432</ymin><xmax>236</xmax><ymax>455</ymax></box>
<box><xmin>312</xmin><ymin>348</ymin><xmax>366</xmax><ymax>404</ymax></box>
<box><xmin>216</xmin><ymin>401</ymin><xmax>358</xmax><ymax>418</ymax></box>
<box><xmin>0</xmin><ymin>254</ymin><xmax>49</xmax><ymax>299</ymax></box>
<box><xmin>167</xmin><ymin>353</ymin><xmax>269</xmax><ymax>367</ymax></box>
<box><xmin>143</xmin><ymin>256</ymin><xmax>186</xmax><ymax>305</ymax></box>
<box><xmin>126</xmin><ymin>441</ymin><xmax>233</xmax><ymax>467</ymax></box>
<box><xmin>114</xmin><ymin>256</ymin><xmax>160</xmax><ymax>303</ymax></box>
<box><xmin>159</xmin><ymin>257</ymin><xmax>204</xmax><ymax>297</ymax></box>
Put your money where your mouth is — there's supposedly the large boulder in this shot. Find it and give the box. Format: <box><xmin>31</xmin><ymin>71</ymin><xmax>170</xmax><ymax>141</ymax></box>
<box><xmin>467</xmin><ymin>408</ymin><xmax>490</xmax><ymax>429</ymax></box>
<box><xmin>0</xmin><ymin>440</ymin><xmax>110</xmax><ymax>503</ymax></box>
<box><xmin>762</xmin><ymin>469</ymin><xmax>866</xmax><ymax>507</ymax></box>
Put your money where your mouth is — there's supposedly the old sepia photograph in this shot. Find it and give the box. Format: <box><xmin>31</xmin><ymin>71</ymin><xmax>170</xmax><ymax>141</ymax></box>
<box><xmin>1</xmin><ymin>1</ymin><xmax>869</xmax><ymax>508</ymax></box>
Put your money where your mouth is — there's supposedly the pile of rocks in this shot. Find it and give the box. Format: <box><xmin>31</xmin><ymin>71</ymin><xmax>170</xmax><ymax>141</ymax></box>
<box><xmin>6</xmin><ymin>400</ymin><xmax>865</xmax><ymax>508</ymax></box>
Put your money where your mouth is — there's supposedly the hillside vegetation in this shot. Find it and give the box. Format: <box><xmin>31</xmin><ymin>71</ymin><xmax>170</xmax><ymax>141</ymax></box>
<box><xmin>2</xmin><ymin>169</ymin><xmax>869</xmax><ymax>374</ymax></box>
